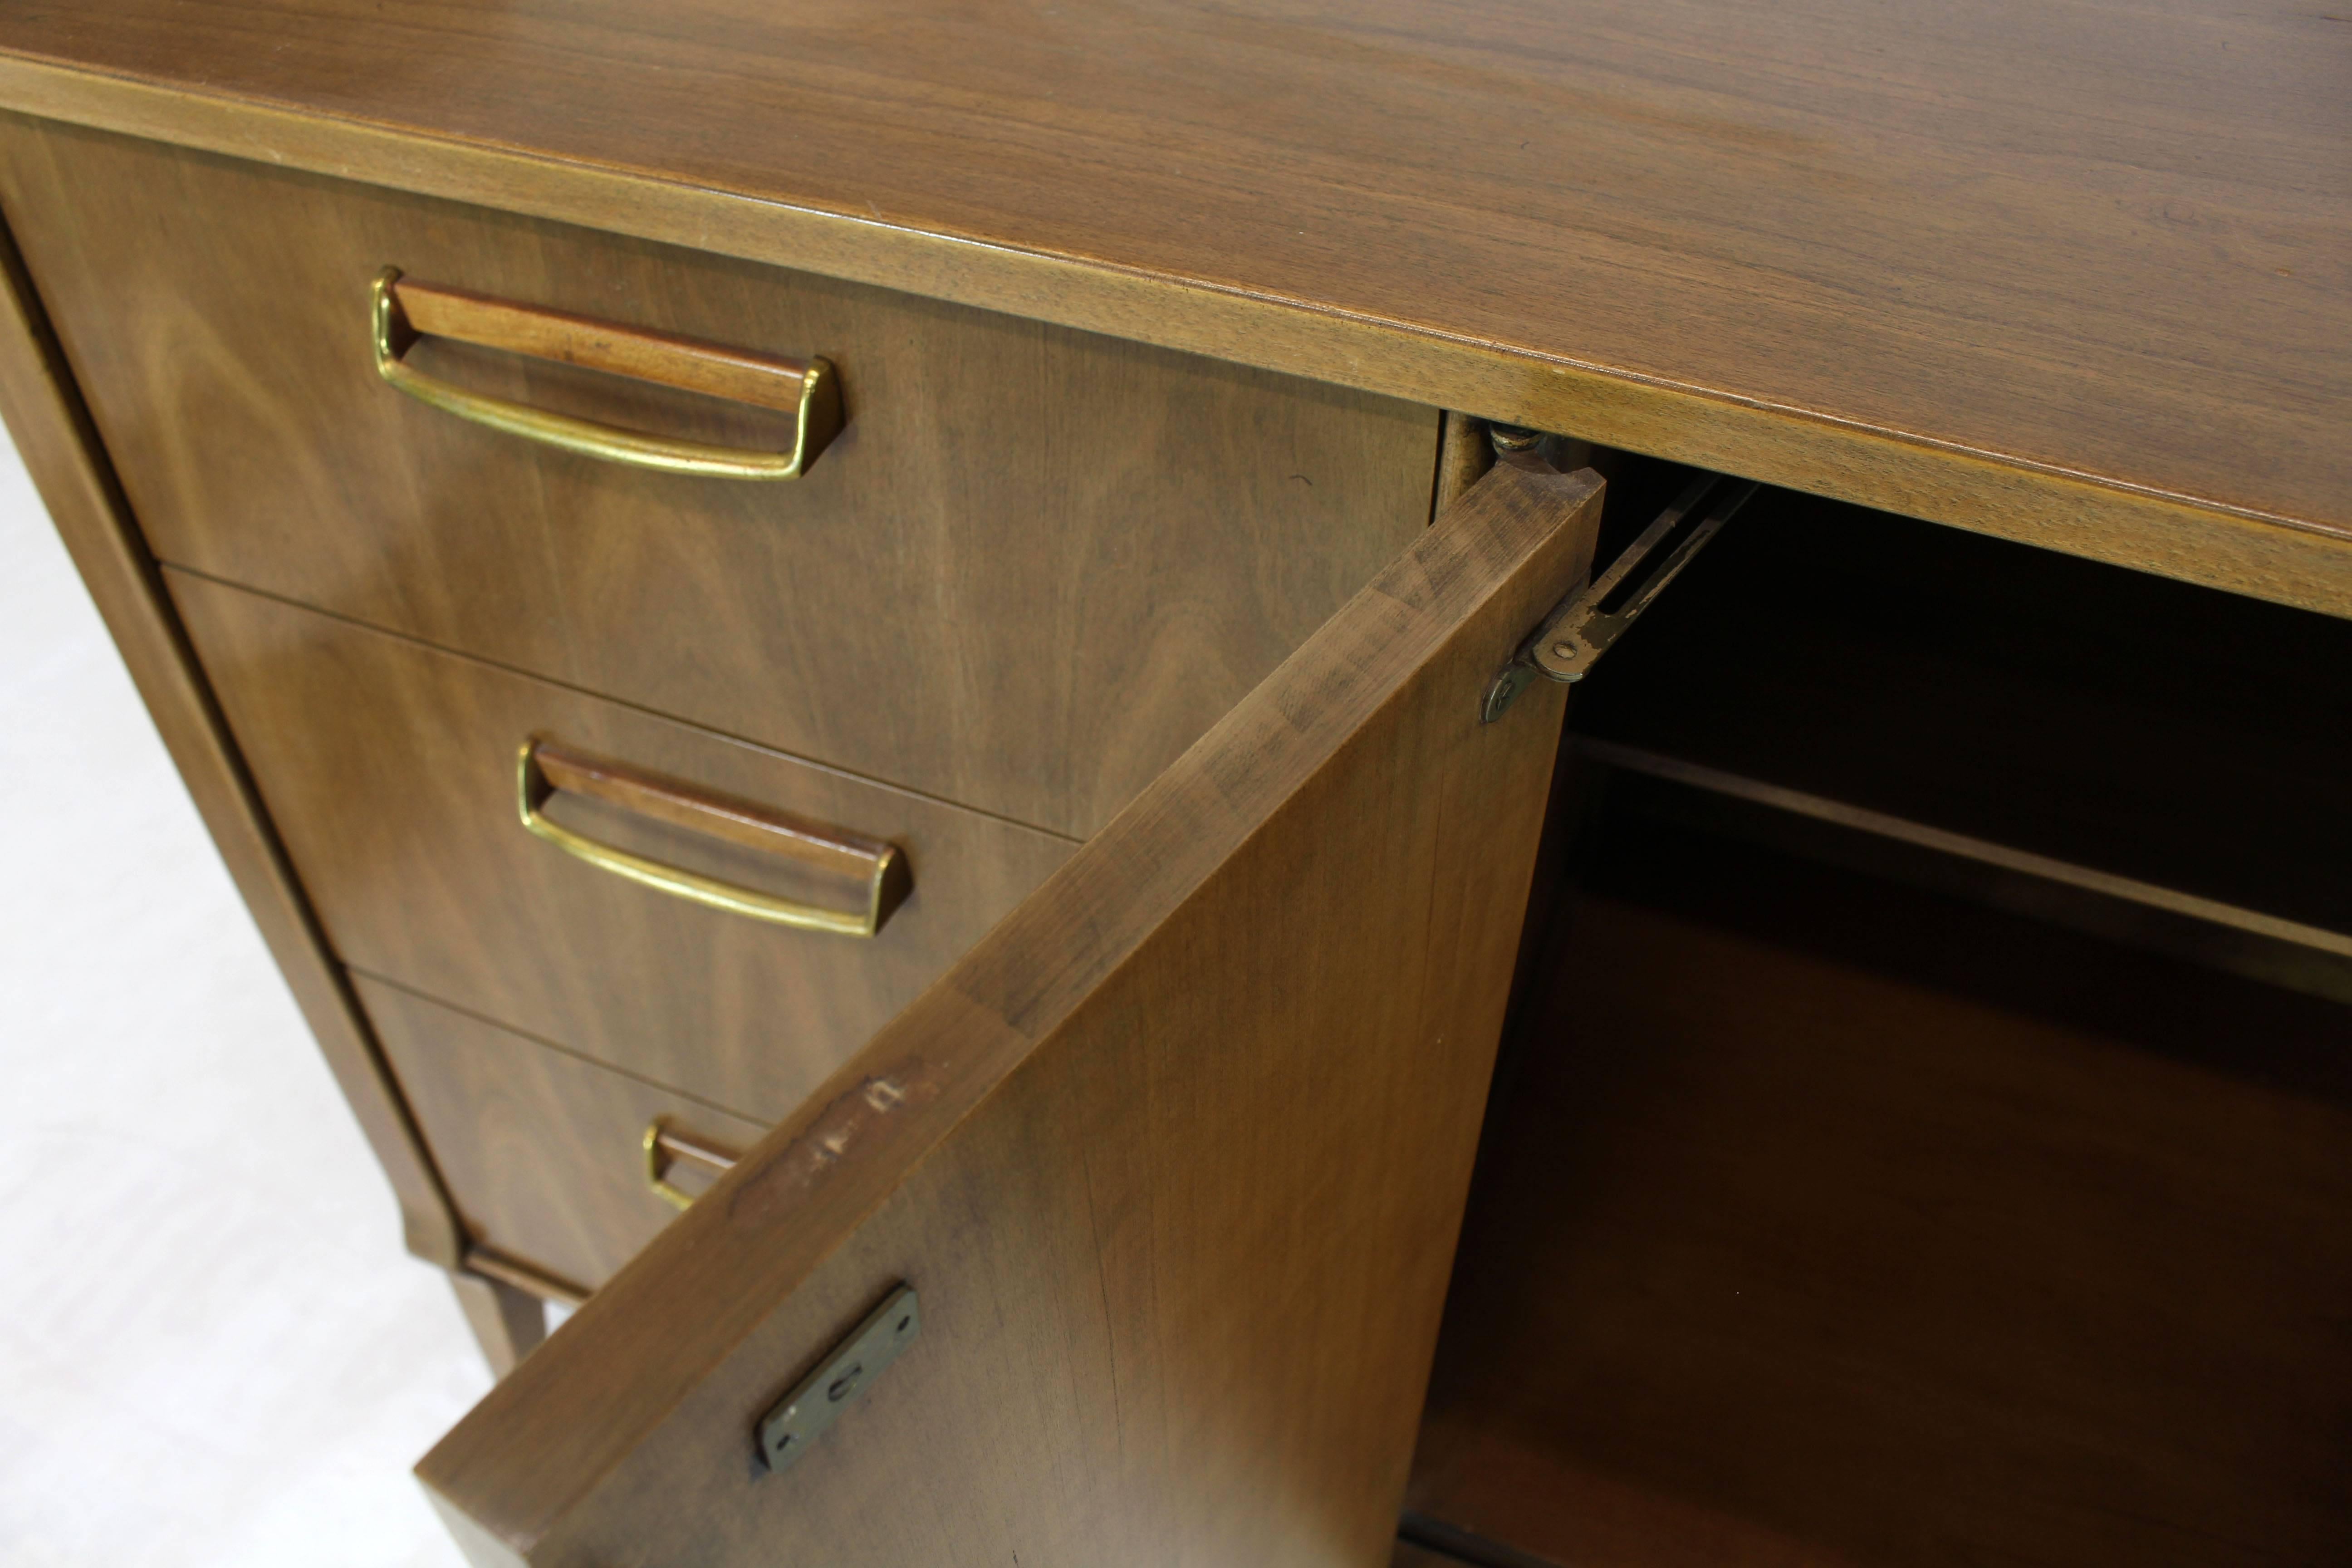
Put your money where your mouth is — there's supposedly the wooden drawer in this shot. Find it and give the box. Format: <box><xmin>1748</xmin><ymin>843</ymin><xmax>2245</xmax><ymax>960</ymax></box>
<box><xmin>364</xmin><ymin>976</ymin><xmax>767</xmax><ymax>1299</ymax></box>
<box><xmin>172</xmin><ymin>571</ymin><xmax>1076</xmax><ymax>1122</ymax></box>
<box><xmin>0</xmin><ymin>114</ymin><xmax>1441</xmax><ymax>840</ymax></box>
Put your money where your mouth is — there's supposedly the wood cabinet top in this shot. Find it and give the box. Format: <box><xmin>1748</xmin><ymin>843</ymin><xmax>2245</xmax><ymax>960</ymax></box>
<box><xmin>0</xmin><ymin>0</ymin><xmax>2346</xmax><ymax>610</ymax></box>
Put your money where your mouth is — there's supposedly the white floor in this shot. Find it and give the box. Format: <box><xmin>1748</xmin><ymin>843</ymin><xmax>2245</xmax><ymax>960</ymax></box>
<box><xmin>0</xmin><ymin>432</ymin><xmax>486</xmax><ymax>1565</ymax></box>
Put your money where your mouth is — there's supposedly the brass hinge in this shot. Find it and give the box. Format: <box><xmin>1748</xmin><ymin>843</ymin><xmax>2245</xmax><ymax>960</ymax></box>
<box><xmin>1483</xmin><ymin>473</ymin><xmax>1759</xmax><ymax>722</ymax></box>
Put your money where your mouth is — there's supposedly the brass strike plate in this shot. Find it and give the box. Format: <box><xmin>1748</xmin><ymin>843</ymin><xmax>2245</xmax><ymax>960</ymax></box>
<box><xmin>756</xmin><ymin>1284</ymin><xmax>920</xmax><ymax>1475</ymax></box>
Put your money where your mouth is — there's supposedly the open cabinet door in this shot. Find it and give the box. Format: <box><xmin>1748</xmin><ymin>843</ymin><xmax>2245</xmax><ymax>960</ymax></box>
<box><xmin>417</xmin><ymin>460</ymin><xmax>1606</xmax><ymax>1568</ymax></box>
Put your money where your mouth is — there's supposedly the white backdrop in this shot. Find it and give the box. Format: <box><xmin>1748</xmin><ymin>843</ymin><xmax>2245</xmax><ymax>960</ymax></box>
<box><xmin>0</xmin><ymin>431</ymin><xmax>483</xmax><ymax>1567</ymax></box>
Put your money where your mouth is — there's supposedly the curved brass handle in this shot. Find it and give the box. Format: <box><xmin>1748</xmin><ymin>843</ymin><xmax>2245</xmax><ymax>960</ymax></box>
<box><xmin>517</xmin><ymin>739</ymin><xmax>911</xmax><ymax>936</ymax></box>
<box><xmin>643</xmin><ymin>1118</ymin><xmax>739</xmax><ymax>1210</ymax></box>
<box><xmin>372</xmin><ymin>267</ymin><xmax>841</xmax><ymax>480</ymax></box>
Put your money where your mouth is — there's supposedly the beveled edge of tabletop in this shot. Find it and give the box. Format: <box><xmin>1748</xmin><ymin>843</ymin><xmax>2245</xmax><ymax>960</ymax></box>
<box><xmin>1</xmin><ymin>50</ymin><xmax>2346</xmax><ymax>621</ymax></box>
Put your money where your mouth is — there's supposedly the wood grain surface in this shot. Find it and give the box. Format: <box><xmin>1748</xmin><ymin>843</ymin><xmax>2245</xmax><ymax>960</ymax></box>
<box><xmin>0</xmin><ymin>117</ymin><xmax>1440</xmax><ymax>838</ymax></box>
<box><xmin>1411</xmin><ymin>829</ymin><xmax>2352</xmax><ymax>1567</ymax></box>
<box><xmin>168</xmin><ymin>573</ymin><xmax>1078</xmax><ymax>1123</ymax></box>
<box><xmin>0</xmin><ymin>216</ymin><xmax>466</xmax><ymax>1268</ymax></box>
<box><xmin>1390</xmin><ymin>1543</ymin><xmax>1467</xmax><ymax>1568</ymax></box>
<box><xmin>415</xmin><ymin>461</ymin><xmax>1603</xmax><ymax>1567</ymax></box>
<box><xmin>0</xmin><ymin>3</ymin><xmax>2342</xmax><ymax>610</ymax></box>
<box><xmin>364</xmin><ymin>977</ymin><xmax>769</xmax><ymax>1299</ymax></box>
<box><xmin>391</xmin><ymin>277</ymin><xmax>823</xmax><ymax>413</ymax></box>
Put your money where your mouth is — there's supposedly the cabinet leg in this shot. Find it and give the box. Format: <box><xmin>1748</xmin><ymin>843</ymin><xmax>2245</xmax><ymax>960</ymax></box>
<box><xmin>450</xmin><ymin>1269</ymin><xmax>546</xmax><ymax>1378</ymax></box>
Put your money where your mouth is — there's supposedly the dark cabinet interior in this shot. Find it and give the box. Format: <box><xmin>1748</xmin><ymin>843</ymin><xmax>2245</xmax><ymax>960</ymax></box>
<box><xmin>1402</xmin><ymin>480</ymin><xmax>2352</xmax><ymax>1568</ymax></box>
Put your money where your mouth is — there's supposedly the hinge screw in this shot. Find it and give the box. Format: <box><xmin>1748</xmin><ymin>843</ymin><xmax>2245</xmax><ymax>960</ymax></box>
<box><xmin>1482</xmin><ymin>664</ymin><xmax>1533</xmax><ymax>723</ymax></box>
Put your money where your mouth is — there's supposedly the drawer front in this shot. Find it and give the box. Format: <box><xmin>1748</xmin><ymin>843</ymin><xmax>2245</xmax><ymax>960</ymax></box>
<box><xmin>363</xmin><ymin>976</ymin><xmax>767</xmax><ymax>1297</ymax></box>
<box><xmin>173</xmin><ymin>571</ymin><xmax>1077</xmax><ymax>1122</ymax></box>
<box><xmin>0</xmin><ymin>115</ymin><xmax>1441</xmax><ymax>839</ymax></box>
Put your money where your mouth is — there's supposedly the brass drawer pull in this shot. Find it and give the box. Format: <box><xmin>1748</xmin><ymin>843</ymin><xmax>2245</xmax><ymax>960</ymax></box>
<box><xmin>643</xmin><ymin>1117</ymin><xmax>739</xmax><ymax>1210</ymax></box>
<box><xmin>517</xmin><ymin>739</ymin><xmax>911</xmax><ymax>936</ymax></box>
<box><xmin>372</xmin><ymin>267</ymin><xmax>842</xmax><ymax>479</ymax></box>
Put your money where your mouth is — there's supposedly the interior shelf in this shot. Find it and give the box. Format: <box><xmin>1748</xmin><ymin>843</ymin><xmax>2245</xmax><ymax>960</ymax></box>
<box><xmin>1565</xmin><ymin>488</ymin><xmax>2352</xmax><ymax>943</ymax></box>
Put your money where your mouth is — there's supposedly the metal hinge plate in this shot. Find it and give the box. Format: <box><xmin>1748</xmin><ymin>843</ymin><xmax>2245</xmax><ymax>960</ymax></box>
<box><xmin>1484</xmin><ymin>473</ymin><xmax>1760</xmax><ymax>722</ymax></box>
<box><xmin>755</xmin><ymin>1284</ymin><xmax>921</xmax><ymax>1475</ymax></box>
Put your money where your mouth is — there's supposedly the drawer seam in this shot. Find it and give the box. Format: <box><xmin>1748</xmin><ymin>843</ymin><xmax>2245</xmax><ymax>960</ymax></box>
<box><xmin>354</xmin><ymin>963</ymin><xmax>775</xmax><ymax>1129</ymax></box>
<box><xmin>157</xmin><ymin>561</ymin><xmax>1087</xmax><ymax>846</ymax></box>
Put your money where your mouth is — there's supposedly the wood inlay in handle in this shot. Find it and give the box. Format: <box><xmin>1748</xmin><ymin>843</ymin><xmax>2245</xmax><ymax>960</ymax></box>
<box><xmin>518</xmin><ymin>739</ymin><xmax>910</xmax><ymax>936</ymax></box>
<box><xmin>372</xmin><ymin>268</ymin><xmax>842</xmax><ymax>479</ymax></box>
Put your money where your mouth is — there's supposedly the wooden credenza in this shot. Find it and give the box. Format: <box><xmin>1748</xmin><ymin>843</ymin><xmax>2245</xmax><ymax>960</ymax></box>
<box><xmin>2</xmin><ymin>4</ymin><xmax>2345</xmax><ymax>1565</ymax></box>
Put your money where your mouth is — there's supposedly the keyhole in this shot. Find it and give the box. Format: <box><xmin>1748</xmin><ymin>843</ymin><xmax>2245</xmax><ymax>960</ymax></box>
<box><xmin>827</xmin><ymin>1364</ymin><xmax>864</xmax><ymax>1402</ymax></box>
